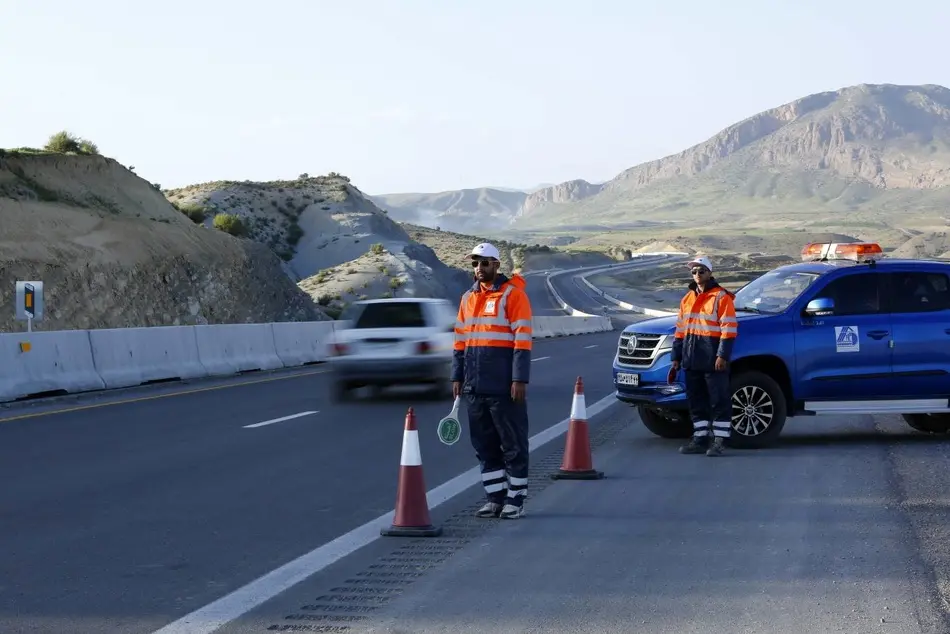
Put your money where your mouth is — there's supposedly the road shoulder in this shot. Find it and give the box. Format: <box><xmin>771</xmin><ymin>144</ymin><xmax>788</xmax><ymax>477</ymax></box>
<box><xmin>267</xmin><ymin>413</ymin><xmax>949</xmax><ymax>634</ymax></box>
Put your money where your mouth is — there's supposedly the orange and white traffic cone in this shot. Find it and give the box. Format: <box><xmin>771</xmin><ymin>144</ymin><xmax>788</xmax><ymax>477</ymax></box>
<box><xmin>551</xmin><ymin>376</ymin><xmax>604</xmax><ymax>480</ymax></box>
<box><xmin>380</xmin><ymin>407</ymin><xmax>443</xmax><ymax>537</ymax></box>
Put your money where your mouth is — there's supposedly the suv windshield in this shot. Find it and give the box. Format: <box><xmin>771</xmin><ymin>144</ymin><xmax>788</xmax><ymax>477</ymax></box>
<box><xmin>733</xmin><ymin>269</ymin><xmax>821</xmax><ymax>314</ymax></box>
<box><xmin>352</xmin><ymin>302</ymin><xmax>427</xmax><ymax>328</ymax></box>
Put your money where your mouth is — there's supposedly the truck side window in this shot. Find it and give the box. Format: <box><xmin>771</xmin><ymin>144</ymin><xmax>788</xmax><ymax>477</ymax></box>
<box><xmin>887</xmin><ymin>272</ymin><xmax>950</xmax><ymax>313</ymax></box>
<box><xmin>811</xmin><ymin>273</ymin><xmax>881</xmax><ymax>316</ymax></box>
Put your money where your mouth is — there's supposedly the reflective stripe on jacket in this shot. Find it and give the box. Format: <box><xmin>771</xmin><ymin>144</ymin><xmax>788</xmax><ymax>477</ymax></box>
<box><xmin>670</xmin><ymin>279</ymin><xmax>737</xmax><ymax>372</ymax></box>
<box><xmin>451</xmin><ymin>273</ymin><xmax>533</xmax><ymax>395</ymax></box>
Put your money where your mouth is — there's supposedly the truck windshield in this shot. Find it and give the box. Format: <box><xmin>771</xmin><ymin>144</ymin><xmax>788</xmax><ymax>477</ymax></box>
<box><xmin>733</xmin><ymin>270</ymin><xmax>821</xmax><ymax>314</ymax></box>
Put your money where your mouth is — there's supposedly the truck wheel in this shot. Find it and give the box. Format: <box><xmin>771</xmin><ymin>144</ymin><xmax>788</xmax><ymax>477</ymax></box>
<box><xmin>729</xmin><ymin>371</ymin><xmax>787</xmax><ymax>449</ymax></box>
<box><xmin>638</xmin><ymin>406</ymin><xmax>693</xmax><ymax>439</ymax></box>
<box><xmin>902</xmin><ymin>413</ymin><xmax>950</xmax><ymax>434</ymax></box>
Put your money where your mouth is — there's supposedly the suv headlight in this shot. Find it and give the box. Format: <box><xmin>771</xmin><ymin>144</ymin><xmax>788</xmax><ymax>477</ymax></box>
<box><xmin>656</xmin><ymin>335</ymin><xmax>674</xmax><ymax>351</ymax></box>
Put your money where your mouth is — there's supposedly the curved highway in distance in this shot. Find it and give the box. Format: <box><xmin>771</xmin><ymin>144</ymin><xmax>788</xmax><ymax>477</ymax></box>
<box><xmin>545</xmin><ymin>254</ymin><xmax>681</xmax><ymax>327</ymax></box>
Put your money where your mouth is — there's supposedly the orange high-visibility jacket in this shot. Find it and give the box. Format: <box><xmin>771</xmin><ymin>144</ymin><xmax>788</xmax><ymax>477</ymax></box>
<box><xmin>670</xmin><ymin>280</ymin><xmax>737</xmax><ymax>372</ymax></box>
<box><xmin>451</xmin><ymin>273</ymin><xmax>533</xmax><ymax>395</ymax></box>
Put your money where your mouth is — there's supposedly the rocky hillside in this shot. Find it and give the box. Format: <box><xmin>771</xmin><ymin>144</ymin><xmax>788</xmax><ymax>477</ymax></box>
<box><xmin>164</xmin><ymin>174</ymin><xmax>473</xmax><ymax>315</ymax></box>
<box><xmin>371</xmin><ymin>187</ymin><xmax>527</xmax><ymax>234</ymax></box>
<box><xmin>372</xmin><ymin>180</ymin><xmax>603</xmax><ymax>235</ymax></box>
<box><xmin>0</xmin><ymin>149</ymin><xmax>327</xmax><ymax>332</ymax></box>
<box><xmin>513</xmin><ymin>83</ymin><xmax>950</xmax><ymax>229</ymax></box>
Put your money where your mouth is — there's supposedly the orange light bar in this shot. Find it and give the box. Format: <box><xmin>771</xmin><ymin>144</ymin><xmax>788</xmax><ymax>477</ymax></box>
<box><xmin>801</xmin><ymin>242</ymin><xmax>884</xmax><ymax>262</ymax></box>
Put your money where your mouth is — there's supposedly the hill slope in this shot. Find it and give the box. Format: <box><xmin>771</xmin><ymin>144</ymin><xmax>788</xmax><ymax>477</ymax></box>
<box><xmin>513</xmin><ymin>83</ymin><xmax>950</xmax><ymax>230</ymax></box>
<box><xmin>164</xmin><ymin>174</ymin><xmax>473</xmax><ymax>315</ymax></box>
<box><xmin>0</xmin><ymin>150</ymin><xmax>327</xmax><ymax>332</ymax></box>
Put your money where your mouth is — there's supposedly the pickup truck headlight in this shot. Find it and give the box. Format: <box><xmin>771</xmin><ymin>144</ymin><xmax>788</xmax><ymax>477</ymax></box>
<box><xmin>656</xmin><ymin>335</ymin><xmax>674</xmax><ymax>352</ymax></box>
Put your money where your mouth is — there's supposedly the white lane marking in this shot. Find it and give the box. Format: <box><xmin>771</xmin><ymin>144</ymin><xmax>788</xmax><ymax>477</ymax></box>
<box><xmin>532</xmin><ymin>356</ymin><xmax>551</xmax><ymax>362</ymax></box>
<box><xmin>243</xmin><ymin>411</ymin><xmax>318</xmax><ymax>429</ymax></box>
<box><xmin>584</xmin><ymin>345</ymin><xmax>598</xmax><ymax>349</ymax></box>
<box><xmin>151</xmin><ymin>392</ymin><xmax>620</xmax><ymax>634</ymax></box>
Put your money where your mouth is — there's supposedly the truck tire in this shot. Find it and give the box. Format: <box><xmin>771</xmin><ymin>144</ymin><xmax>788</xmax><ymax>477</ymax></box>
<box><xmin>638</xmin><ymin>406</ymin><xmax>693</xmax><ymax>439</ymax></box>
<box><xmin>729</xmin><ymin>370</ymin><xmax>787</xmax><ymax>449</ymax></box>
<box><xmin>902</xmin><ymin>413</ymin><xmax>950</xmax><ymax>434</ymax></box>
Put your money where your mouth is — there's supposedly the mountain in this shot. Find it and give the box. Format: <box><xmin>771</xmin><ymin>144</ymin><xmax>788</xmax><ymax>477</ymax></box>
<box><xmin>514</xmin><ymin>83</ymin><xmax>950</xmax><ymax>230</ymax></box>
<box><xmin>375</xmin><ymin>83</ymin><xmax>950</xmax><ymax>236</ymax></box>
<box><xmin>372</xmin><ymin>179</ymin><xmax>604</xmax><ymax>234</ymax></box>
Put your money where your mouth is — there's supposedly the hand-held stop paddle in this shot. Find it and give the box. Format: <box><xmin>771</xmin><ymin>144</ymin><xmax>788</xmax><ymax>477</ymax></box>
<box><xmin>437</xmin><ymin>396</ymin><xmax>463</xmax><ymax>445</ymax></box>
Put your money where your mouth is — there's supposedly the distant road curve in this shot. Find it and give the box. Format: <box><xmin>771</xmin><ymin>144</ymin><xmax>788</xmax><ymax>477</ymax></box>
<box><xmin>546</xmin><ymin>254</ymin><xmax>682</xmax><ymax>320</ymax></box>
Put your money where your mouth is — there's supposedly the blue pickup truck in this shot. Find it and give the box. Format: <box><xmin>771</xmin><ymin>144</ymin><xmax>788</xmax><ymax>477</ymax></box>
<box><xmin>612</xmin><ymin>242</ymin><xmax>950</xmax><ymax>448</ymax></box>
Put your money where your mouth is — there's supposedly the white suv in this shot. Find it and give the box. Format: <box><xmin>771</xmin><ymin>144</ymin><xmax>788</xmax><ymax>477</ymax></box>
<box><xmin>326</xmin><ymin>297</ymin><xmax>456</xmax><ymax>401</ymax></box>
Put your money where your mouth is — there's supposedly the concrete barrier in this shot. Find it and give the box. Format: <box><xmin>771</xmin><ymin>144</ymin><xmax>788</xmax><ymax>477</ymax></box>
<box><xmin>89</xmin><ymin>326</ymin><xmax>207</xmax><ymax>389</ymax></box>
<box><xmin>0</xmin><ymin>330</ymin><xmax>105</xmax><ymax>401</ymax></box>
<box><xmin>0</xmin><ymin>321</ymin><xmax>339</xmax><ymax>403</ymax></box>
<box><xmin>532</xmin><ymin>315</ymin><xmax>612</xmax><ymax>338</ymax></box>
<box><xmin>271</xmin><ymin>321</ymin><xmax>337</xmax><ymax>367</ymax></box>
<box><xmin>578</xmin><ymin>275</ymin><xmax>677</xmax><ymax>317</ymax></box>
<box><xmin>194</xmin><ymin>323</ymin><xmax>286</xmax><ymax>376</ymax></box>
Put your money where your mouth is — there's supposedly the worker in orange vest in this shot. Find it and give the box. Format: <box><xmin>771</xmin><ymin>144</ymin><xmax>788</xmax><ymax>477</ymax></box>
<box><xmin>452</xmin><ymin>243</ymin><xmax>533</xmax><ymax>519</ymax></box>
<box><xmin>670</xmin><ymin>255</ymin><xmax>738</xmax><ymax>457</ymax></box>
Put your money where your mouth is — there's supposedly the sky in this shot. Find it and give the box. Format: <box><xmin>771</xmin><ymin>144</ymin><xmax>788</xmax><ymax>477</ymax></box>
<box><xmin>2</xmin><ymin>0</ymin><xmax>949</xmax><ymax>195</ymax></box>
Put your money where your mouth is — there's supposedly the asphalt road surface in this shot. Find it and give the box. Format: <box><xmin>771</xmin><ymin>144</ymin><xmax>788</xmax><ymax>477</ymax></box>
<box><xmin>0</xmin><ymin>328</ymin><xmax>623</xmax><ymax>634</ymax></box>
<box><xmin>521</xmin><ymin>271</ymin><xmax>566</xmax><ymax>317</ymax></box>
<box><xmin>213</xmin><ymin>410</ymin><xmax>950</xmax><ymax>634</ymax></box>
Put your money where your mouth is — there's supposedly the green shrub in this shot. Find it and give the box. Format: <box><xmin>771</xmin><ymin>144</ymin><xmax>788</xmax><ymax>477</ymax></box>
<box><xmin>44</xmin><ymin>131</ymin><xmax>100</xmax><ymax>155</ymax></box>
<box><xmin>212</xmin><ymin>213</ymin><xmax>246</xmax><ymax>236</ymax></box>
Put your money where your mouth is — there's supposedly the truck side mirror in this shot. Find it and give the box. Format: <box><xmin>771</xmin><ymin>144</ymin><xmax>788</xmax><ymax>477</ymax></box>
<box><xmin>803</xmin><ymin>297</ymin><xmax>834</xmax><ymax>316</ymax></box>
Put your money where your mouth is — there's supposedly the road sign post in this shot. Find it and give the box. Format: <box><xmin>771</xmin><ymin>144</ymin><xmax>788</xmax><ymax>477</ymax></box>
<box><xmin>15</xmin><ymin>281</ymin><xmax>44</xmax><ymax>332</ymax></box>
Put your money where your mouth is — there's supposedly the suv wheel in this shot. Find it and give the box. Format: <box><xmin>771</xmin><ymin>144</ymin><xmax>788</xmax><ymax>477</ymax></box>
<box><xmin>902</xmin><ymin>413</ymin><xmax>950</xmax><ymax>434</ymax></box>
<box><xmin>638</xmin><ymin>406</ymin><xmax>693</xmax><ymax>439</ymax></box>
<box><xmin>729</xmin><ymin>371</ymin><xmax>787</xmax><ymax>449</ymax></box>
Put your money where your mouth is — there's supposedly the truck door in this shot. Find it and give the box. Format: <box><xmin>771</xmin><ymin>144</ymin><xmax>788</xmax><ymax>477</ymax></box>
<box><xmin>793</xmin><ymin>271</ymin><xmax>895</xmax><ymax>400</ymax></box>
<box><xmin>884</xmin><ymin>270</ymin><xmax>950</xmax><ymax>397</ymax></box>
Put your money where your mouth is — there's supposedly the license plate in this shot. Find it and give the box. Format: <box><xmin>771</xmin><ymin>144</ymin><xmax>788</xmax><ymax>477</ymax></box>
<box><xmin>616</xmin><ymin>372</ymin><xmax>639</xmax><ymax>386</ymax></box>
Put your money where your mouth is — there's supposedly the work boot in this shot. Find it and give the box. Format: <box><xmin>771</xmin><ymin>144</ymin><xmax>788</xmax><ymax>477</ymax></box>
<box><xmin>706</xmin><ymin>437</ymin><xmax>726</xmax><ymax>457</ymax></box>
<box><xmin>500</xmin><ymin>503</ymin><xmax>525</xmax><ymax>519</ymax></box>
<box><xmin>679</xmin><ymin>436</ymin><xmax>707</xmax><ymax>454</ymax></box>
<box><xmin>475</xmin><ymin>501</ymin><xmax>503</xmax><ymax>518</ymax></box>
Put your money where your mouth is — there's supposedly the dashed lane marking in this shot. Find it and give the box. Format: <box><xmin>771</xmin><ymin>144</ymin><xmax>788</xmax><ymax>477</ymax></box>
<box><xmin>243</xmin><ymin>411</ymin><xmax>319</xmax><ymax>429</ymax></box>
<box><xmin>532</xmin><ymin>356</ymin><xmax>551</xmax><ymax>362</ymax></box>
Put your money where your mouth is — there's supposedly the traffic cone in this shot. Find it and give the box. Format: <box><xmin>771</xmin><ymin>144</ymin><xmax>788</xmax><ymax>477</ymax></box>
<box><xmin>380</xmin><ymin>407</ymin><xmax>443</xmax><ymax>537</ymax></box>
<box><xmin>551</xmin><ymin>377</ymin><xmax>604</xmax><ymax>480</ymax></box>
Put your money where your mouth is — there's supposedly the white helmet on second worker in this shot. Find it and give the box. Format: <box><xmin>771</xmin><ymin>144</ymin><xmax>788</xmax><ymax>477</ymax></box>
<box><xmin>470</xmin><ymin>242</ymin><xmax>500</xmax><ymax>261</ymax></box>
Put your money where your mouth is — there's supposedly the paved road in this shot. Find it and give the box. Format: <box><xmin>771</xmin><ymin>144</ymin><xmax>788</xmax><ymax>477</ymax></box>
<box><xmin>521</xmin><ymin>271</ymin><xmax>565</xmax><ymax>317</ymax></box>
<box><xmin>0</xmin><ymin>329</ymin><xmax>623</xmax><ymax>634</ymax></box>
<box><xmin>547</xmin><ymin>255</ymin><xmax>680</xmax><ymax>326</ymax></box>
<box><xmin>218</xmin><ymin>410</ymin><xmax>950</xmax><ymax>634</ymax></box>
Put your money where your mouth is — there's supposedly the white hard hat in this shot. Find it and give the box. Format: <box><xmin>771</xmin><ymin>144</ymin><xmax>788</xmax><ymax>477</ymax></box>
<box><xmin>687</xmin><ymin>255</ymin><xmax>713</xmax><ymax>272</ymax></box>
<box><xmin>470</xmin><ymin>242</ymin><xmax>500</xmax><ymax>260</ymax></box>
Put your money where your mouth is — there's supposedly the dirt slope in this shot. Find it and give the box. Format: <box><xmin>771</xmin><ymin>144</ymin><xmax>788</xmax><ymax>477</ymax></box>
<box><xmin>0</xmin><ymin>150</ymin><xmax>326</xmax><ymax>332</ymax></box>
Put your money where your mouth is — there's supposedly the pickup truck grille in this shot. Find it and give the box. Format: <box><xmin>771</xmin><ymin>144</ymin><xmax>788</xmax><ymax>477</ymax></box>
<box><xmin>617</xmin><ymin>333</ymin><xmax>663</xmax><ymax>368</ymax></box>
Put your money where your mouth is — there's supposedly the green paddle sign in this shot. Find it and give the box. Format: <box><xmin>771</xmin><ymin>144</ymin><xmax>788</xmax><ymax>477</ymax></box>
<box><xmin>437</xmin><ymin>397</ymin><xmax>463</xmax><ymax>445</ymax></box>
